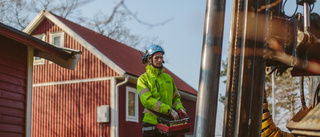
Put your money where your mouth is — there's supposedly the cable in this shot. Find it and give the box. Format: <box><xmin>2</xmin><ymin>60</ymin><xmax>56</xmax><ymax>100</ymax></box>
<box><xmin>261</xmin><ymin>92</ymin><xmax>294</xmax><ymax>137</ymax></box>
<box><xmin>314</xmin><ymin>83</ymin><xmax>320</xmax><ymax>107</ymax></box>
<box><xmin>310</xmin><ymin>3</ymin><xmax>314</xmax><ymax>12</ymax></box>
<box><xmin>282</xmin><ymin>0</ymin><xmax>299</xmax><ymax>18</ymax></box>
<box><xmin>282</xmin><ymin>0</ymin><xmax>288</xmax><ymax>13</ymax></box>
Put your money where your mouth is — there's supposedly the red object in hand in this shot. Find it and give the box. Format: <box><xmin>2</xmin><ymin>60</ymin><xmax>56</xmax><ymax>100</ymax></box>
<box><xmin>178</xmin><ymin>109</ymin><xmax>188</xmax><ymax>118</ymax></box>
<box><xmin>170</xmin><ymin>108</ymin><xmax>179</xmax><ymax>120</ymax></box>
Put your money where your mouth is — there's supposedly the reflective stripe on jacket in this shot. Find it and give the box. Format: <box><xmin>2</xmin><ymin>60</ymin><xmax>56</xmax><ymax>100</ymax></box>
<box><xmin>137</xmin><ymin>65</ymin><xmax>185</xmax><ymax>125</ymax></box>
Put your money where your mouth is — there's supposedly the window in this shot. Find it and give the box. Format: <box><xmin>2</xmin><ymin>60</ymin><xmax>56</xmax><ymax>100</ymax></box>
<box><xmin>33</xmin><ymin>34</ymin><xmax>46</xmax><ymax>65</ymax></box>
<box><xmin>50</xmin><ymin>32</ymin><xmax>65</xmax><ymax>47</ymax></box>
<box><xmin>49</xmin><ymin>32</ymin><xmax>65</xmax><ymax>64</ymax></box>
<box><xmin>126</xmin><ymin>86</ymin><xmax>139</xmax><ymax>122</ymax></box>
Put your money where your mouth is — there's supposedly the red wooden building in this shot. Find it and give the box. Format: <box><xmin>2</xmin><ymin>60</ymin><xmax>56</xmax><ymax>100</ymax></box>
<box><xmin>25</xmin><ymin>10</ymin><xmax>198</xmax><ymax>137</ymax></box>
<box><xmin>0</xmin><ymin>22</ymin><xmax>80</xmax><ymax>137</ymax></box>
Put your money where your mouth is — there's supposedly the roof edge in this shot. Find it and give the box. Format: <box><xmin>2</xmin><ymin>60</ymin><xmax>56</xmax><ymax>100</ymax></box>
<box><xmin>24</xmin><ymin>9</ymin><xmax>46</xmax><ymax>34</ymax></box>
<box><xmin>179</xmin><ymin>90</ymin><xmax>197</xmax><ymax>102</ymax></box>
<box><xmin>36</xmin><ymin>46</ymin><xmax>82</xmax><ymax>70</ymax></box>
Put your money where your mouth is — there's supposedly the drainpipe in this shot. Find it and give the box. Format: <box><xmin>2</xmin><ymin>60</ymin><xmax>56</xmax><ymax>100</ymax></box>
<box><xmin>111</xmin><ymin>75</ymin><xmax>129</xmax><ymax>137</ymax></box>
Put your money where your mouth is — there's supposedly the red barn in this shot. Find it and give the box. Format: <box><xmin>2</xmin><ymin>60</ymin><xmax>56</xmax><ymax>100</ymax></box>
<box><xmin>25</xmin><ymin>10</ymin><xmax>198</xmax><ymax>137</ymax></box>
<box><xmin>0</xmin><ymin>22</ymin><xmax>80</xmax><ymax>137</ymax></box>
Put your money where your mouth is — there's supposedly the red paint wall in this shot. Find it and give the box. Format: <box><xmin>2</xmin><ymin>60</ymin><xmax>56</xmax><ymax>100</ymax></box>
<box><xmin>31</xmin><ymin>19</ymin><xmax>118</xmax><ymax>137</ymax></box>
<box><xmin>0</xmin><ymin>38</ymin><xmax>27</xmax><ymax>137</ymax></box>
<box><xmin>32</xmin><ymin>18</ymin><xmax>119</xmax><ymax>84</ymax></box>
<box><xmin>180</xmin><ymin>98</ymin><xmax>196</xmax><ymax>133</ymax></box>
<box><xmin>32</xmin><ymin>81</ymin><xmax>111</xmax><ymax>137</ymax></box>
<box><xmin>118</xmin><ymin>83</ymin><xmax>143</xmax><ymax>137</ymax></box>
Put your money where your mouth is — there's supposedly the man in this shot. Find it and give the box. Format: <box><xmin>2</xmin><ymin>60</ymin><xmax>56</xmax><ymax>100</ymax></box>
<box><xmin>137</xmin><ymin>44</ymin><xmax>188</xmax><ymax>137</ymax></box>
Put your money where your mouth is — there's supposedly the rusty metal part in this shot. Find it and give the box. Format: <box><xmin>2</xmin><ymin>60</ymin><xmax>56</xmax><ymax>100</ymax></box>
<box><xmin>223</xmin><ymin>0</ymin><xmax>267</xmax><ymax>136</ymax></box>
<box><xmin>287</xmin><ymin>103</ymin><xmax>320</xmax><ymax>136</ymax></box>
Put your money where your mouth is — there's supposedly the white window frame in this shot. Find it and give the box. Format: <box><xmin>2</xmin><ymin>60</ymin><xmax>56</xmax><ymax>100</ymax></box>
<box><xmin>49</xmin><ymin>32</ymin><xmax>65</xmax><ymax>64</ymax></box>
<box><xmin>33</xmin><ymin>34</ymin><xmax>46</xmax><ymax>65</ymax></box>
<box><xmin>126</xmin><ymin>86</ymin><xmax>139</xmax><ymax>123</ymax></box>
<box><xmin>49</xmin><ymin>32</ymin><xmax>65</xmax><ymax>47</ymax></box>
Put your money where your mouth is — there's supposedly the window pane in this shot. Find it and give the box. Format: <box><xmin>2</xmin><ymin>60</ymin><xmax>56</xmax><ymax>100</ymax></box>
<box><xmin>53</xmin><ymin>36</ymin><xmax>61</xmax><ymax>46</ymax></box>
<box><xmin>128</xmin><ymin>92</ymin><xmax>135</xmax><ymax>116</ymax></box>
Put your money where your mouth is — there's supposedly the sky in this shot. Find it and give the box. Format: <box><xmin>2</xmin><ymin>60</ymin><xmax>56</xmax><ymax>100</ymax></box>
<box><xmin>80</xmin><ymin>0</ymin><xmax>320</xmax><ymax>91</ymax></box>
<box><xmin>79</xmin><ymin>0</ymin><xmax>320</xmax><ymax>134</ymax></box>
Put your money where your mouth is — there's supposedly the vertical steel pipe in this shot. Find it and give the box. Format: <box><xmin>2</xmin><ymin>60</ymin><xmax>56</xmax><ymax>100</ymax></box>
<box><xmin>222</xmin><ymin>0</ymin><xmax>246</xmax><ymax>136</ymax></box>
<box><xmin>303</xmin><ymin>3</ymin><xmax>311</xmax><ymax>32</ymax></box>
<box><xmin>194</xmin><ymin>0</ymin><xmax>226</xmax><ymax>136</ymax></box>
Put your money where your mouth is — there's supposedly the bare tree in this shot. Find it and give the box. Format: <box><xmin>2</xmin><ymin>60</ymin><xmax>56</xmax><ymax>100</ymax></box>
<box><xmin>1</xmin><ymin>0</ymin><xmax>166</xmax><ymax>48</ymax></box>
<box><xmin>2</xmin><ymin>0</ymin><xmax>30</xmax><ymax>29</ymax></box>
<box><xmin>264</xmin><ymin>69</ymin><xmax>307</xmax><ymax>129</ymax></box>
<box><xmin>75</xmin><ymin>0</ymin><xmax>166</xmax><ymax>47</ymax></box>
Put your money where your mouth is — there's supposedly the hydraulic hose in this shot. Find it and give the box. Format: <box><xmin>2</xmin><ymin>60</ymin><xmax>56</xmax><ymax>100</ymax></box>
<box><xmin>261</xmin><ymin>92</ymin><xmax>294</xmax><ymax>137</ymax></box>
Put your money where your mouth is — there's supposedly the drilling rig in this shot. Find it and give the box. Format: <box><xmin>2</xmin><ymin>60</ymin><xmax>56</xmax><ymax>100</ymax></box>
<box><xmin>194</xmin><ymin>0</ymin><xmax>320</xmax><ymax>136</ymax></box>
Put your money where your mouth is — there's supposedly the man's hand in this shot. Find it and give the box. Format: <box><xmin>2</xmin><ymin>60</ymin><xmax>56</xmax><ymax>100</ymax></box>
<box><xmin>170</xmin><ymin>108</ymin><xmax>179</xmax><ymax>120</ymax></box>
<box><xmin>178</xmin><ymin>108</ymin><xmax>189</xmax><ymax>118</ymax></box>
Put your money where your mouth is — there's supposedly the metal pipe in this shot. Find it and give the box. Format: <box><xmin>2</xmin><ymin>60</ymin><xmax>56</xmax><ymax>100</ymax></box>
<box><xmin>223</xmin><ymin>0</ymin><xmax>269</xmax><ymax>136</ymax></box>
<box><xmin>194</xmin><ymin>0</ymin><xmax>226</xmax><ymax>136</ymax></box>
<box><xmin>222</xmin><ymin>0</ymin><xmax>245</xmax><ymax>136</ymax></box>
<box><xmin>111</xmin><ymin>76</ymin><xmax>129</xmax><ymax>137</ymax></box>
<box><xmin>272</xmin><ymin>73</ymin><xmax>275</xmax><ymax>120</ymax></box>
<box><xmin>303</xmin><ymin>3</ymin><xmax>310</xmax><ymax>32</ymax></box>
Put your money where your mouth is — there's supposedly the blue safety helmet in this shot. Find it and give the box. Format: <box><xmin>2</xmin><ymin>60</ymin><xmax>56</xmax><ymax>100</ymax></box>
<box><xmin>142</xmin><ymin>44</ymin><xmax>165</xmax><ymax>64</ymax></box>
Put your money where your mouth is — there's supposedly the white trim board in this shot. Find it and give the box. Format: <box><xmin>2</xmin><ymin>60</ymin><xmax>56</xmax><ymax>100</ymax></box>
<box><xmin>33</xmin><ymin>77</ymin><xmax>114</xmax><ymax>87</ymax></box>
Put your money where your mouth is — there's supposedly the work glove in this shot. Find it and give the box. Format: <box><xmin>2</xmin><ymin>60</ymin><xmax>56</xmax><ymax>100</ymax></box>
<box><xmin>178</xmin><ymin>108</ymin><xmax>189</xmax><ymax>118</ymax></box>
<box><xmin>169</xmin><ymin>108</ymin><xmax>179</xmax><ymax>120</ymax></box>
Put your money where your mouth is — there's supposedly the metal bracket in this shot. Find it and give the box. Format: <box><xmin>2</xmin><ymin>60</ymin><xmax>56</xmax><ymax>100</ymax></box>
<box><xmin>297</xmin><ymin>0</ymin><xmax>316</xmax><ymax>5</ymax></box>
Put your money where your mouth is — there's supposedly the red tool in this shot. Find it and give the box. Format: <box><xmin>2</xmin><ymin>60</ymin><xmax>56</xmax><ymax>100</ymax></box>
<box><xmin>156</xmin><ymin>117</ymin><xmax>191</xmax><ymax>136</ymax></box>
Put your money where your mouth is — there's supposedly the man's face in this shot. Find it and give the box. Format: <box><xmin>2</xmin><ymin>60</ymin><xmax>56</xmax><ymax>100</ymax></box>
<box><xmin>150</xmin><ymin>52</ymin><xmax>163</xmax><ymax>68</ymax></box>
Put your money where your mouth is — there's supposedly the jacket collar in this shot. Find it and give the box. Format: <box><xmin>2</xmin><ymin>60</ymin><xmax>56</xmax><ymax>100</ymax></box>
<box><xmin>146</xmin><ymin>64</ymin><xmax>164</xmax><ymax>76</ymax></box>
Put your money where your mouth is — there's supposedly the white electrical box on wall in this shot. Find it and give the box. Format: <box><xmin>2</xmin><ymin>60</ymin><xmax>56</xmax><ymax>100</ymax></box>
<box><xmin>97</xmin><ymin>105</ymin><xmax>109</xmax><ymax>123</ymax></box>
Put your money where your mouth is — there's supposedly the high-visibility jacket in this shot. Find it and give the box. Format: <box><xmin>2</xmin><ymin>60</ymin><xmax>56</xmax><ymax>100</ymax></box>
<box><xmin>137</xmin><ymin>65</ymin><xmax>185</xmax><ymax>125</ymax></box>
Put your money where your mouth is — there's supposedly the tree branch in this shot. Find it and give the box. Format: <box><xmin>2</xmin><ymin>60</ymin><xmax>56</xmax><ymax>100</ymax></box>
<box><xmin>121</xmin><ymin>1</ymin><xmax>173</xmax><ymax>28</ymax></box>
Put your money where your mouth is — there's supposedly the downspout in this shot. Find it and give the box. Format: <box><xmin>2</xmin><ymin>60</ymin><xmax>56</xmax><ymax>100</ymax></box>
<box><xmin>26</xmin><ymin>46</ymin><xmax>34</xmax><ymax>137</ymax></box>
<box><xmin>111</xmin><ymin>75</ymin><xmax>129</xmax><ymax>137</ymax></box>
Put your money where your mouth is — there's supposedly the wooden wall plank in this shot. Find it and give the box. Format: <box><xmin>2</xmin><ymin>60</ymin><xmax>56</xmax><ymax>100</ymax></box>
<box><xmin>0</xmin><ymin>64</ymin><xmax>26</xmax><ymax>79</ymax></box>
<box><xmin>0</xmin><ymin>123</ymin><xmax>24</xmax><ymax>133</ymax></box>
<box><xmin>0</xmin><ymin>115</ymin><xmax>25</xmax><ymax>125</ymax></box>
<box><xmin>0</xmin><ymin>81</ymin><xmax>25</xmax><ymax>94</ymax></box>
<box><xmin>0</xmin><ymin>73</ymin><xmax>26</xmax><ymax>87</ymax></box>
<box><xmin>0</xmin><ymin>89</ymin><xmax>25</xmax><ymax>101</ymax></box>
<box><xmin>0</xmin><ymin>98</ymin><xmax>25</xmax><ymax>109</ymax></box>
<box><xmin>0</xmin><ymin>106</ymin><xmax>24</xmax><ymax>117</ymax></box>
<box><xmin>0</xmin><ymin>132</ymin><xmax>23</xmax><ymax>137</ymax></box>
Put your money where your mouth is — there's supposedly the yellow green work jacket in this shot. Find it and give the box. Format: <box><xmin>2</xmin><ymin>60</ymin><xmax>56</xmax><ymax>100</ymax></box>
<box><xmin>137</xmin><ymin>65</ymin><xmax>185</xmax><ymax>125</ymax></box>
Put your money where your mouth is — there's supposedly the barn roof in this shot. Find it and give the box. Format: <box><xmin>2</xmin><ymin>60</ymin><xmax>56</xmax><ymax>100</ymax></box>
<box><xmin>0</xmin><ymin>22</ymin><xmax>81</xmax><ymax>70</ymax></box>
<box><xmin>24</xmin><ymin>10</ymin><xmax>197</xmax><ymax>95</ymax></box>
